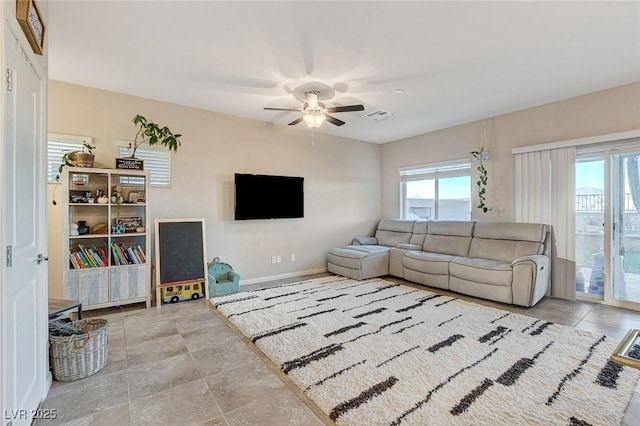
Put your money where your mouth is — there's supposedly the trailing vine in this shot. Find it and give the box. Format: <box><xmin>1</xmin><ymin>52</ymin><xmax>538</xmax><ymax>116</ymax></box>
<box><xmin>470</xmin><ymin>146</ymin><xmax>491</xmax><ymax>213</ymax></box>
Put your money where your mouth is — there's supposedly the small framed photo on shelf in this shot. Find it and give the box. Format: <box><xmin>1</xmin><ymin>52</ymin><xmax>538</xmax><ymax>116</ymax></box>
<box><xmin>115</xmin><ymin>217</ymin><xmax>143</xmax><ymax>233</ymax></box>
<box><xmin>128</xmin><ymin>191</ymin><xmax>146</xmax><ymax>203</ymax></box>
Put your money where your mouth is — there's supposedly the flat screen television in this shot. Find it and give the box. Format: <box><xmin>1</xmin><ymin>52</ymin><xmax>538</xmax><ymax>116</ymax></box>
<box><xmin>234</xmin><ymin>173</ymin><xmax>304</xmax><ymax>220</ymax></box>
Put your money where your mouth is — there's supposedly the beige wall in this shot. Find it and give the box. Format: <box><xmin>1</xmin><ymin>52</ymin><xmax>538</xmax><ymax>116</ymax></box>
<box><xmin>48</xmin><ymin>81</ymin><xmax>382</xmax><ymax>297</ymax></box>
<box><xmin>381</xmin><ymin>82</ymin><xmax>640</xmax><ymax>221</ymax></box>
<box><xmin>49</xmin><ymin>80</ymin><xmax>640</xmax><ymax>297</ymax></box>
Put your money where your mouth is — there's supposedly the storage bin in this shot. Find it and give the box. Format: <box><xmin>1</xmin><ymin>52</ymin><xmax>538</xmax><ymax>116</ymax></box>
<box><xmin>49</xmin><ymin>318</ymin><xmax>109</xmax><ymax>381</ymax></box>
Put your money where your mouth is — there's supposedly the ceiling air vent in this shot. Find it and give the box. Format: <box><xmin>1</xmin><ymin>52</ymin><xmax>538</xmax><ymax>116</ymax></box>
<box><xmin>365</xmin><ymin>110</ymin><xmax>394</xmax><ymax>122</ymax></box>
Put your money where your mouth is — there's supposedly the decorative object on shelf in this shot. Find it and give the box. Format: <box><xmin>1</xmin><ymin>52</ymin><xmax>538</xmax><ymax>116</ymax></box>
<box><xmin>69</xmin><ymin>223</ymin><xmax>79</xmax><ymax>236</ymax></box>
<box><xmin>16</xmin><ymin>0</ymin><xmax>45</xmax><ymax>55</ymax></box>
<box><xmin>69</xmin><ymin>191</ymin><xmax>88</xmax><ymax>203</ymax></box>
<box><xmin>115</xmin><ymin>157</ymin><xmax>144</xmax><ymax>170</ymax></box>
<box><xmin>116</xmin><ymin>114</ymin><xmax>182</xmax><ymax>170</ymax></box>
<box><xmin>136</xmin><ymin>226</ymin><xmax>145</xmax><ymax>233</ymax></box>
<box><xmin>111</xmin><ymin>224</ymin><xmax>126</xmax><ymax>234</ymax></box>
<box><xmin>208</xmin><ymin>257</ymin><xmax>240</xmax><ymax>297</ymax></box>
<box><xmin>115</xmin><ymin>217</ymin><xmax>143</xmax><ymax>233</ymax></box>
<box><xmin>97</xmin><ymin>196</ymin><xmax>108</xmax><ymax>204</ymax></box>
<box><xmin>128</xmin><ymin>191</ymin><xmax>146</xmax><ymax>203</ymax></box>
<box><xmin>111</xmin><ymin>185</ymin><xmax>123</xmax><ymax>205</ymax></box>
<box><xmin>77</xmin><ymin>221</ymin><xmax>89</xmax><ymax>235</ymax></box>
<box><xmin>91</xmin><ymin>223</ymin><xmax>107</xmax><ymax>234</ymax></box>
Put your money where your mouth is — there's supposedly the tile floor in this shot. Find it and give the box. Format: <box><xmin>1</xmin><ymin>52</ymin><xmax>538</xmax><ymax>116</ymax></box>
<box><xmin>39</xmin><ymin>273</ymin><xmax>640</xmax><ymax>425</ymax></box>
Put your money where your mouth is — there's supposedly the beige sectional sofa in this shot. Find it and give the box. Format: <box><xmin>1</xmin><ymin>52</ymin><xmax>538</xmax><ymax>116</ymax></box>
<box><xmin>327</xmin><ymin>219</ymin><xmax>550</xmax><ymax>307</ymax></box>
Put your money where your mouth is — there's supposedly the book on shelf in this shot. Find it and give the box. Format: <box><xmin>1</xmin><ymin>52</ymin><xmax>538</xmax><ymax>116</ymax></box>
<box><xmin>69</xmin><ymin>242</ymin><xmax>108</xmax><ymax>269</ymax></box>
<box><xmin>110</xmin><ymin>242</ymin><xmax>147</xmax><ymax>265</ymax></box>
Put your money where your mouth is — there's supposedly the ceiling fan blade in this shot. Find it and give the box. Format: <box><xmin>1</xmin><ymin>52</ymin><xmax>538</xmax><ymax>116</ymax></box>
<box><xmin>325</xmin><ymin>104</ymin><xmax>365</xmax><ymax>113</ymax></box>
<box><xmin>288</xmin><ymin>117</ymin><xmax>304</xmax><ymax>126</ymax></box>
<box><xmin>264</xmin><ymin>107</ymin><xmax>302</xmax><ymax>112</ymax></box>
<box><xmin>325</xmin><ymin>114</ymin><xmax>345</xmax><ymax>126</ymax></box>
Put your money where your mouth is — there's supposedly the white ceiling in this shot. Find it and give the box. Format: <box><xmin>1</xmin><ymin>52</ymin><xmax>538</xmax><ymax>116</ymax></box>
<box><xmin>48</xmin><ymin>1</ymin><xmax>640</xmax><ymax>144</ymax></box>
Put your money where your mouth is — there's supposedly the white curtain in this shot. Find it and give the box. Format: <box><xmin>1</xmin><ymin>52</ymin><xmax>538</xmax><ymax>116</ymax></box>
<box><xmin>514</xmin><ymin>147</ymin><xmax>576</xmax><ymax>299</ymax></box>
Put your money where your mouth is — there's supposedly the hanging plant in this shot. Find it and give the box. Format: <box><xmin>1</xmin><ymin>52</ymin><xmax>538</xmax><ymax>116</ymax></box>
<box><xmin>470</xmin><ymin>146</ymin><xmax>491</xmax><ymax>213</ymax></box>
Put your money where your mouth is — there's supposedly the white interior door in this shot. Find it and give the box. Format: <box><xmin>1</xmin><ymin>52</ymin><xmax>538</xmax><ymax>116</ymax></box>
<box><xmin>2</xmin><ymin>23</ymin><xmax>48</xmax><ymax>425</ymax></box>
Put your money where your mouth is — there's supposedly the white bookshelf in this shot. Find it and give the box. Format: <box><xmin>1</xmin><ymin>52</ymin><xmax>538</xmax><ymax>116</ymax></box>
<box><xmin>62</xmin><ymin>167</ymin><xmax>151</xmax><ymax>310</ymax></box>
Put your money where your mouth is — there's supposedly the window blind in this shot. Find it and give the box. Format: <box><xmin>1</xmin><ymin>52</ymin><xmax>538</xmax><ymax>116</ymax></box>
<box><xmin>399</xmin><ymin>159</ymin><xmax>470</xmax><ymax>182</ymax></box>
<box><xmin>118</xmin><ymin>147</ymin><xmax>171</xmax><ymax>187</ymax></box>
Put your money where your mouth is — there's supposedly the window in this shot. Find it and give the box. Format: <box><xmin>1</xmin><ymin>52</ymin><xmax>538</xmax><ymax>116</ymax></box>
<box><xmin>47</xmin><ymin>134</ymin><xmax>91</xmax><ymax>182</ymax></box>
<box><xmin>118</xmin><ymin>146</ymin><xmax>171</xmax><ymax>187</ymax></box>
<box><xmin>399</xmin><ymin>159</ymin><xmax>471</xmax><ymax>220</ymax></box>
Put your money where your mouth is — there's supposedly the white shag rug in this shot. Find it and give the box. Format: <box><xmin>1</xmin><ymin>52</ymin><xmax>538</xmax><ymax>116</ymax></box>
<box><xmin>211</xmin><ymin>276</ymin><xmax>640</xmax><ymax>425</ymax></box>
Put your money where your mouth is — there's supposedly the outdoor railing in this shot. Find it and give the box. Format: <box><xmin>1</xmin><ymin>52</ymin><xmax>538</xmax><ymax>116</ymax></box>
<box><xmin>576</xmin><ymin>193</ymin><xmax>637</xmax><ymax>212</ymax></box>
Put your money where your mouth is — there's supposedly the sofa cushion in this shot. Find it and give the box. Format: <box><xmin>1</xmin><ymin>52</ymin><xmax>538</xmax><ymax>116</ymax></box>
<box><xmin>449</xmin><ymin>257</ymin><xmax>512</xmax><ymax>286</ymax></box>
<box><xmin>339</xmin><ymin>245</ymin><xmax>391</xmax><ymax>255</ymax></box>
<box><xmin>472</xmin><ymin>222</ymin><xmax>546</xmax><ymax>243</ymax></box>
<box><xmin>403</xmin><ymin>250</ymin><xmax>453</xmax><ymax>275</ymax></box>
<box><xmin>422</xmin><ymin>221</ymin><xmax>474</xmax><ymax>257</ymax></box>
<box><xmin>374</xmin><ymin>219</ymin><xmax>415</xmax><ymax>247</ymax></box>
<box><xmin>409</xmin><ymin>221</ymin><xmax>428</xmax><ymax>246</ymax></box>
<box><xmin>328</xmin><ymin>245</ymin><xmax>390</xmax><ymax>269</ymax></box>
<box><xmin>428</xmin><ymin>221</ymin><xmax>475</xmax><ymax>237</ymax></box>
<box><xmin>468</xmin><ymin>222</ymin><xmax>546</xmax><ymax>263</ymax></box>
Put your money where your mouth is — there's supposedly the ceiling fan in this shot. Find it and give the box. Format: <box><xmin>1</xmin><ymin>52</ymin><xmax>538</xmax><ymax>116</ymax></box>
<box><xmin>264</xmin><ymin>90</ymin><xmax>364</xmax><ymax>128</ymax></box>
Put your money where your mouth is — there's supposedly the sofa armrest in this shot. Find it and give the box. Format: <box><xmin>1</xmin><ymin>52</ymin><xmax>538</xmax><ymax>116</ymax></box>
<box><xmin>353</xmin><ymin>236</ymin><xmax>378</xmax><ymax>245</ymax></box>
<box><xmin>511</xmin><ymin>255</ymin><xmax>550</xmax><ymax>307</ymax></box>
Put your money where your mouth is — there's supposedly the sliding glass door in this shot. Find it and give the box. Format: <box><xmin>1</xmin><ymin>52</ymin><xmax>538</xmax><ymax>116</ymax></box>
<box><xmin>576</xmin><ymin>148</ymin><xmax>640</xmax><ymax>308</ymax></box>
<box><xmin>575</xmin><ymin>154</ymin><xmax>605</xmax><ymax>299</ymax></box>
<box><xmin>611</xmin><ymin>152</ymin><xmax>640</xmax><ymax>303</ymax></box>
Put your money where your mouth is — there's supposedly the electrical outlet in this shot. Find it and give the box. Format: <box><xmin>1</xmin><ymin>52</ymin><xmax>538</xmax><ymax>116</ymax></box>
<box><xmin>276</xmin><ymin>255</ymin><xmax>282</xmax><ymax>264</ymax></box>
<box><xmin>291</xmin><ymin>253</ymin><xmax>296</xmax><ymax>262</ymax></box>
<box><xmin>271</xmin><ymin>256</ymin><xmax>277</xmax><ymax>264</ymax></box>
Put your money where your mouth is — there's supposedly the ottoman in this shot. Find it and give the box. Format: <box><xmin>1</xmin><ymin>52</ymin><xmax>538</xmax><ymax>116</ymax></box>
<box><xmin>327</xmin><ymin>245</ymin><xmax>390</xmax><ymax>280</ymax></box>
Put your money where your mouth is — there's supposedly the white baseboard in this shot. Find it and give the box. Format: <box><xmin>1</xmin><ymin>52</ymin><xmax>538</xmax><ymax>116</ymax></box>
<box><xmin>239</xmin><ymin>267</ymin><xmax>328</xmax><ymax>286</ymax></box>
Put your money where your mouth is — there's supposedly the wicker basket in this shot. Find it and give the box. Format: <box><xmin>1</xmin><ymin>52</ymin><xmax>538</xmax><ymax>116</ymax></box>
<box><xmin>49</xmin><ymin>319</ymin><xmax>109</xmax><ymax>382</ymax></box>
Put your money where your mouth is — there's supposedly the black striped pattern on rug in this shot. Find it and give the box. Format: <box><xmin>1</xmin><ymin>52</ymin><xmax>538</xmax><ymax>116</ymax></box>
<box><xmin>213</xmin><ymin>276</ymin><xmax>640</xmax><ymax>425</ymax></box>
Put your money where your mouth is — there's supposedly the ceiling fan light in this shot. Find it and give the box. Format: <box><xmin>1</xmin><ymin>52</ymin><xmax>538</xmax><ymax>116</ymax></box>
<box><xmin>303</xmin><ymin>112</ymin><xmax>325</xmax><ymax>128</ymax></box>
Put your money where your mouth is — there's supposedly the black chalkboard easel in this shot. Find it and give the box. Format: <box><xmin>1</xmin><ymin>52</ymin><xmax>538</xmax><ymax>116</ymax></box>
<box><xmin>154</xmin><ymin>218</ymin><xmax>209</xmax><ymax>309</ymax></box>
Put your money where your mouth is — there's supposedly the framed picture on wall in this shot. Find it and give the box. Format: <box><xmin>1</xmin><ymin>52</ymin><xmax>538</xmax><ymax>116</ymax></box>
<box><xmin>16</xmin><ymin>0</ymin><xmax>46</xmax><ymax>55</ymax></box>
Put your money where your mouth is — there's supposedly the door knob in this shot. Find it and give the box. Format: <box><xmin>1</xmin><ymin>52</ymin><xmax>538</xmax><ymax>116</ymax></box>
<box><xmin>34</xmin><ymin>253</ymin><xmax>49</xmax><ymax>264</ymax></box>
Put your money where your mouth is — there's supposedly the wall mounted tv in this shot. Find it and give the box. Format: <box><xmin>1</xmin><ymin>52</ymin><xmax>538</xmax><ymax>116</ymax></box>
<box><xmin>234</xmin><ymin>173</ymin><xmax>304</xmax><ymax>220</ymax></box>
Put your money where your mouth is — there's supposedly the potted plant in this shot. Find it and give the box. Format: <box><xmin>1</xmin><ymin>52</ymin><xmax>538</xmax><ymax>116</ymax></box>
<box><xmin>117</xmin><ymin>115</ymin><xmax>181</xmax><ymax>170</ymax></box>
<box><xmin>52</xmin><ymin>142</ymin><xmax>96</xmax><ymax>205</ymax></box>
<box><xmin>56</xmin><ymin>141</ymin><xmax>96</xmax><ymax>181</ymax></box>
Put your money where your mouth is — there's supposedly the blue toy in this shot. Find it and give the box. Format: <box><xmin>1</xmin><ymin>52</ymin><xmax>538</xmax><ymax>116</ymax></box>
<box><xmin>208</xmin><ymin>257</ymin><xmax>240</xmax><ymax>297</ymax></box>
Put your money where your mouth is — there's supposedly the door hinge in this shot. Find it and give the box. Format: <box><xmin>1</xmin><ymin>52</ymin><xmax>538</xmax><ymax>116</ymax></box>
<box><xmin>5</xmin><ymin>68</ymin><xmax>12</xmax><ymax>91</ymax></box>
<box><xmin>6</xmin><ymin>245</ymin><xmax>12</xmax><ymax>267</ymax></box>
